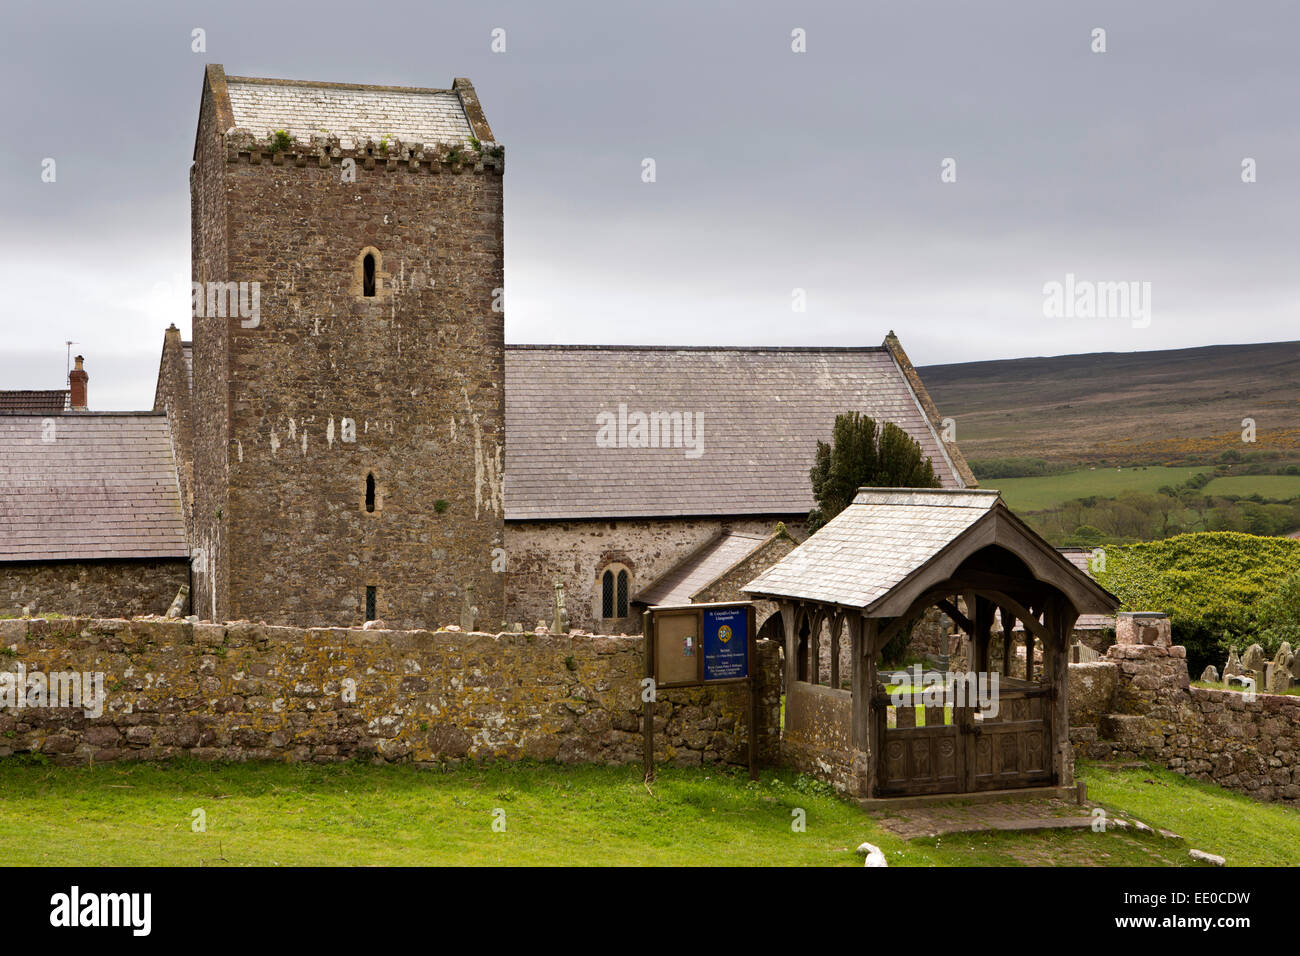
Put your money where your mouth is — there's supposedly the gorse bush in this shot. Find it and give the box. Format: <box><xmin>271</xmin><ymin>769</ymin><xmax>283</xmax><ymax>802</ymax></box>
<box><xmin>1097</xmin><ymin>532</ymin><xmax>1300</xmax><ymax>673</ymax></box>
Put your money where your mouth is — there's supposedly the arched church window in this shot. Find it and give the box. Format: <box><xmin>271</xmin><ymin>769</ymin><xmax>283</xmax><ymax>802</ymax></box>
<box><xmin>602</xmin><ymin>570</ymin><xmax>615</xmax><ymax>619</ymax></box>
<box><xmin>600</xmin><ymin>564</ymin><xmax>632</xmax><ymax>619</ymax></box>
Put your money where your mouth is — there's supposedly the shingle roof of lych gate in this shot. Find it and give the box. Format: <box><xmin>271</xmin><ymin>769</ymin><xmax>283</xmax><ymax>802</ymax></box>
<box><xmin>0</xmin><ymin>414</ymin><xmax>188</xmax><ymax>562</ymax></box>
<box><xmin>225</xmin><ymin>76</ymin><xmax>475</xmax><ymax>150</ymax></box>
<box><xmin>503</xmin><ymin>345</ymin><xmax>964</xmax><ymax>521</ymax></box>
<box><xmin>0</xmin><ymin>390</ymin><xmax>69</xmax><ymax>414</ymax></box>
<box><xmin>743</xmin><ymin>489</ymin><xmax>1001</xmax><ymax>609</ymax></box>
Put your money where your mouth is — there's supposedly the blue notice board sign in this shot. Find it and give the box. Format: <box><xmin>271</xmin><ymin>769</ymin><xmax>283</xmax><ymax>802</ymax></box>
<box><xmin>703</xmin><ymin>606</ymin><xmax>749</xmax><ymax>681</ymax></box>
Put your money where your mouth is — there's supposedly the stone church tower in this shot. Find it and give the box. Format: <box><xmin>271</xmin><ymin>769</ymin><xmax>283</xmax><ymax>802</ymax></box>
<box><xmin>188</xmin><ymin>65</ymin><xmax>505</xmax><ymax>628</ymax></box>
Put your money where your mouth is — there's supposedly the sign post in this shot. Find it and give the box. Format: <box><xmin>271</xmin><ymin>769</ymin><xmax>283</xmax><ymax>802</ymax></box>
<box><xmin>643</xmin><ymin>601</ymin><xmax>758</xmax><ymax>781</ymax></box>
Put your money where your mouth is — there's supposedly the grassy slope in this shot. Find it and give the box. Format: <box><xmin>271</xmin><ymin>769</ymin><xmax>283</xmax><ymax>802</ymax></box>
<box><xmin>0</xmin><ymin>759</ymin><xmax>1293</xmax><ymax>867</ymax></box>
<box><xmin>985</xmin><ymin>466</ymin><xmax>1206</xmax><ymax>511</ymax></box>
<box><xmin>921</xmin><ymin>340</ymin><xmax>1300</xmax><ymax>466</ymax></box>
<box><xmin>1203</xmin><ymin>474</ymin><xmax>1300</xmax><ymax>498</ymax></box>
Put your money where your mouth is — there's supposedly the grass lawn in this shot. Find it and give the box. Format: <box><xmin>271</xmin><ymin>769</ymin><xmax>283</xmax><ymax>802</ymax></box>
<box><xmin>0</xmin><ymin>757</ymin><xmax>1295</xmax><ymax>866</ymax></box>
<box><xmin>1203</xmin><ymin>474</ymin><xmax>1300</xmax><ymax>499</ymax></box>
<box><xmin>984</xmin><ymin>466</ymin><xmax>1207</xmax><ymax>512</ymax></box>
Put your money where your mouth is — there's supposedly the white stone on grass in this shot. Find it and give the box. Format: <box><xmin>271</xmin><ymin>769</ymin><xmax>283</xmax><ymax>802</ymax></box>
<box><xmin>856</xmin><ymin>841</ymin><xmax>888</xmax><ymax>867</ymax></box>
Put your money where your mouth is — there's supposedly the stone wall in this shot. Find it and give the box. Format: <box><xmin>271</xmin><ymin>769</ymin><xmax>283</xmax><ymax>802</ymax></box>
<box><xmin>0</xmin><ymin>561</ymin><xmax>189</xmax><ymax>620</ymax></box>
<box><xmin>505</xmin><ymin>516</ymin><xmax>805</xmax><ymax>634</ymax></box>
<box><xmin>0</xmin><ymin>616</ymin><xmax>780</xmax><ymax>770</ymax></box>
<box><xmin>1068</xmin><ymin>611</ymin><xmax>1300</xmax><ymax>804</ymax></box>
<box><xmin>781</xmin><ymin>681</ymin><xmax>860</xmax><ymax>792</ymax></box>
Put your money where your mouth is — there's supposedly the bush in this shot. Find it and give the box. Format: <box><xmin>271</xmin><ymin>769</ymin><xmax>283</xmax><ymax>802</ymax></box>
<box><xmin>969</xmin><ymin>457</ymin><xmax>1060</xmax><ymax>479</ymax></box>
<box><xmin>1096</xmin><ymin>532</ymin><xmax>1300</xmax><ymax>675</ymax></box>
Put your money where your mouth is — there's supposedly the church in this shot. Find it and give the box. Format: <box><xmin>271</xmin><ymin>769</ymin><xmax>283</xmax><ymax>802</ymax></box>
<box><xmin>0</xmin><ymin>66</ymin><xmax>974</xmax><ymax>634</ymax></box>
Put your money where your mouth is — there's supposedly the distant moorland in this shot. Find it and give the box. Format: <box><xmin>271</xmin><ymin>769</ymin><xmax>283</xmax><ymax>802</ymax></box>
<box><xmin>922</xmin><ymin>341</ymin><xmax>1300</xmax><ymax>545</ymax></box>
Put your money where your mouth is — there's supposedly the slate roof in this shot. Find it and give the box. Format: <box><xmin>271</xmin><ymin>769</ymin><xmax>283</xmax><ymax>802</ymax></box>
<box><xmin>0</xmin><ymin>414</ymin><xmax>188</xmax><ymax>562</ymax></box>
<box><xmin>225</xmin><ymin>76</ymin><xmax>476</xmax><ymax>150</ymax></box>
<box><xmin>1054</xmin><ymin>548</ymin><xmax>1115</xmax><ymax>630</ymax></box>
<box><xmin>504</xmin><ymin>345</ymin><xmax>965</xmax><ymax>521</ymax></box>
<box><xmin>0</xmin><ymin>390</ymin><xmax>69</xmax><ymax>414</ymax></box>
<box><xmin>742</xmin><ymin>489</ymin><xmax>999</xmax><ymax>608</ymax></box>
<box><xmin>634</xmin><ymin>530</ymin><xmax>772</xmax><ymax>606</ymax></box>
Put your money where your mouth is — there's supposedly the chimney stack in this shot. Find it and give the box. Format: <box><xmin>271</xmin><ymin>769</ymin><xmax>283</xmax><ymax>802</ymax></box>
<box><xmin>69</xmin><ymin>355</ymin><xmax>88</xmax><ymax>410</ymax></box>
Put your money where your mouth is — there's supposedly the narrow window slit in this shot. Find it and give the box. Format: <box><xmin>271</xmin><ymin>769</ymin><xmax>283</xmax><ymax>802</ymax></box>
<box><xmin>365</xmin><ymin>473</ymin><xmax>376</xmax><ymax>512</ymax></box>
<box><xmin>363</xmin><ymin>253</ymin><xmax>376</xmax><ymax>297</ymax></box>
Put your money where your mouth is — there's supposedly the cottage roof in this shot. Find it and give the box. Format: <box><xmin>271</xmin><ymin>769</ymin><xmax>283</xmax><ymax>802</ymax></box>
<box><xmin>0</xmin><ymin>413</ymin><xmax>188</xmax><ymax>562</ymax></box>
<box><xmin>0</xmin><ymin>390</ymin><xmax>69</xmax><ymax>414</ymax></box>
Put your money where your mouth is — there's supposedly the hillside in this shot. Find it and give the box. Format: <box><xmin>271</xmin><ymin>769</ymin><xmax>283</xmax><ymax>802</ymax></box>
<box><xmin>921</xmin><ymin>341</ymin><xmax>1300</xmax><ymax>468</ymax></box>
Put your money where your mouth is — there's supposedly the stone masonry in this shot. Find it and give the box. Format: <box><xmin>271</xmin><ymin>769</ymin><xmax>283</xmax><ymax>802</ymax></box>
<box><xmin>0</xmin><ymin>616</ymin><xmax>780</xmax><ymax>769</ymax></box>
<box><xmin>1068</xmin><ymin>611</ymin><xmax>1300</xmax><ymax>804</ymax></box>
<box><xmin>1</xmin><ymin>560</ymin><xmax>189</xmax><ymax>620</ymax></box>
<box><xmin>186</xmin><ymin>67</ymin><xmax>505</xmax><ymax>629</ymax></box>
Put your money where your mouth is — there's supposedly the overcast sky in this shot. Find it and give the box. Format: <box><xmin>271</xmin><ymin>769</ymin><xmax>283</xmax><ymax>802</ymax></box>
<box><xmin>2</xmin><ymin>0</ymin><xmax>1297</xmax><ymax>408</ymax></box>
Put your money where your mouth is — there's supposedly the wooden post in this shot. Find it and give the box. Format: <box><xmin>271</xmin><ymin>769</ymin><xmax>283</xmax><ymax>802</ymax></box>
<box><xmin>850</xmin><ymin>615</ymin><xmax>877</xmax><ymax>798</ymax></box>
<box><xmin>809</xmin><ymin>609</ymin><xmax>821</xmax><ymax>685</ymax></box>
<box><xmin>974</xmin><ymin>595</ymin><xmax>993</xmax><ymax>674</ymax></box>
<box><xmin>829</xmin><ymin>613</ymin><xmax>841</xmax><ymax>690</ymax></box>
<box><xmin>1000</xmin><ymin>608</ymin><xmax>1014</xmax><ymax>677</ymax></box>
<box><xmin>865</xmin><ymin>620</ymin><xmax>881</xmax><ymax>800</ymax></box>
<box><xmin>780</xmin><ymin>600</ymin><xmax>798</xmax><ymax>731</ymax></box>
<box><xmin>850</xmin><ymin>617</ymin><xmax>868</xmax><ymax>751</ymax></box>
<box><xmin>1048</xmin><ymin>596</ymin><xmax>1078</xmax><ymax>786</ymax></box>
<box><xmin>747</xmin><ymin>604</ymin><xmax>758</xmax><ymax>780</ymax></box>
<box><xmin>642</xmin><ymin>610</ymin><xmax>655</xmax><ymax>782</ymax></box>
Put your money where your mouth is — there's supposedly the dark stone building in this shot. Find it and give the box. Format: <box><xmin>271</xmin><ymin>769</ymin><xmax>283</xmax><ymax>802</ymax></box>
<box><xmin>182</xmin><ymin>66</ymin><xmax>505</xmax><ymax>628</ymax></box>
<box><xmin>0</xmin><ymin>67</ymin><xmax>975</xmax><ymax>635</ymax></box>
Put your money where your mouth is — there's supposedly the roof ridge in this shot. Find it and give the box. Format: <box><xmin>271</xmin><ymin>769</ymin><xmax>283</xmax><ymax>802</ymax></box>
<box><xmin>225</xmin><ymin>75</ymin><xmax>456</xmax><ymax>95</ymax></box>
<box><xmin>506</xmin><ymin>344</ymin><xmax>888</xmax><ymax>353</ymax></box>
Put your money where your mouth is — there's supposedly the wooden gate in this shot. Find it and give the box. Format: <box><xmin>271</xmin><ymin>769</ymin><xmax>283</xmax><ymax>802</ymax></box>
<box><xmin>875</xmin><ymin>678</ymin><xmax>1054</xmax><ymax>797</ymax></box>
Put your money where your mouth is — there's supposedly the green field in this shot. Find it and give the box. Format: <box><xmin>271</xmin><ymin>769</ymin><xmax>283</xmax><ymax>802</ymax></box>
<box><xmin>1203</xmin><ymin>475</ymin><xmax>1300</xmax><ymax>499</ymax></box>
<box><xmin>984</xmin><ymin>466</ymin><xmax>1207</xmax><ymax>512</ymax></box>
<box><xmin>0</xmin><ymin>757</ymin><xmax>1292</xmax><ymax>866</ymax></box>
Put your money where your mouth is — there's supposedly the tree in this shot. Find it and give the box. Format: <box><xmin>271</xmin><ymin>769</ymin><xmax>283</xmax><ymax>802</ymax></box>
<box><xmin>807</xmin><ymin>411</ymin><xmax>939</xmax><ymax>532</ymax></box>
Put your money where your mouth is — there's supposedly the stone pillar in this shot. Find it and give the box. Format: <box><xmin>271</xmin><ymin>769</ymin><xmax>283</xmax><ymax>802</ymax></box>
<box><xmin>1115</xmin><ymin>611</ymin><xmax>1171</xmax><ymax>648</ymax></box>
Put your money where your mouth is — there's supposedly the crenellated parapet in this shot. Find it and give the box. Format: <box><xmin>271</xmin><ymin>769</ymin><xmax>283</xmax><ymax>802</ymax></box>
<box><xmin>222</xmin><ymin>128</ymin><xmax>504</xmax><ymax>174</ymax></box>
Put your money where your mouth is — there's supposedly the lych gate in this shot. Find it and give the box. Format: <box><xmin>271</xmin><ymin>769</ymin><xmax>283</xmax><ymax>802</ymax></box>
<box><xmin>743</xmin><ymin>488</ymin><xmax>1118</xmax><ymax>800</ymax></box>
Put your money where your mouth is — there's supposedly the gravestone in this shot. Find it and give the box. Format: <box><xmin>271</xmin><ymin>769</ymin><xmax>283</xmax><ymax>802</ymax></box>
<box><xmin>459</xmin><ymin>584</ymin><xmax>478</xmax><ymax>632</ymax></box>
<box><xmin>1267</xmin><ymin>643</ymin><xmax>1294</xmax><ymax>695</ymax></box>
<box><xmin>1241</xmin><ymin>643</ymin><xmax>1266</xmax><ymax>681</ymax></box>
<box><xmin>166</xmin><ymin>584</ymin><xmax>190</xmax><ymax>619</ymax></box>
<box><xmin>1223</xmin><ymin>646</ymin><xmax>1242</xmax><ymax>679</ymax></box>
<box><xmin>1200</xmin><ymin>665</ymin><xmax>1219</xmax><ymax>683</ymax></box>
<box><xmin>551</xmin><ymin>580</ymin><xmax>569</xmax><ymax>635</ymax></box>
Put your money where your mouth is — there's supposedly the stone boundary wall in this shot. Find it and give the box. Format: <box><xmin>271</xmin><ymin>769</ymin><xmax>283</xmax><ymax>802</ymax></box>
<box><xmin>1068</xmin><ymin>612</ymin><xmax>1300</xmax><ymax>804</ymax></box>
<box><xmin>0</xmin><ymin>617</ymin><xmax>780</xmax><ymax>770</ymax></box>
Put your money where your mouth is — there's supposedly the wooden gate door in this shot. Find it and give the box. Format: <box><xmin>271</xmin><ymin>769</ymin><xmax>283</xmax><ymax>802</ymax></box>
<box><xmin>965</xmin><ymin>681</ymin><xmax>1054</xmax><ymax>791</ymax></box>
<box><xmin>876</xmin><ymin>698</ymin><xmax>968</xmax><ymax>796</ymax></box>
<box><xmin>876</xmin><ymin>680</ymin><xmax>1055</xmax><ymax>797</ymax></box>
